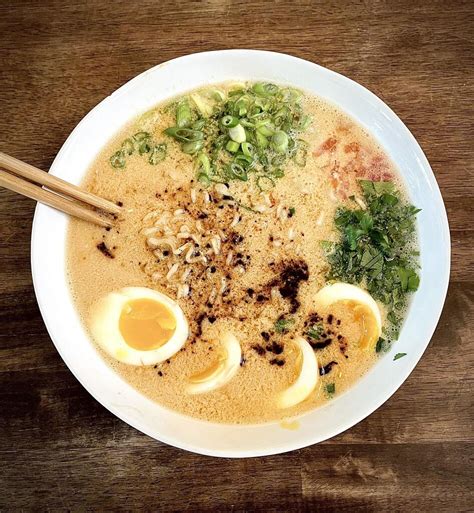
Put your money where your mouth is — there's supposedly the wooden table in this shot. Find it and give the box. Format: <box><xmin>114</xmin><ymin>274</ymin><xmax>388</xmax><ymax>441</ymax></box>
<box><xmin>1</xmin><ymin>1</ymin><xmax>472</xmax><ymax>511</ymax></box>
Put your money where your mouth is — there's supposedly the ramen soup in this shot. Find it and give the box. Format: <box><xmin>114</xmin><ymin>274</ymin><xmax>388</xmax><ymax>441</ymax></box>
<box><xmin>67</xmin><ymin>82</ymin><xmax>420</xmax><ymax>423</ymax></box>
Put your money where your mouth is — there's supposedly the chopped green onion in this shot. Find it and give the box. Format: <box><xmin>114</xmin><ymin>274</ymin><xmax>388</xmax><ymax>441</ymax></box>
<box><xmin>269</xmin><ymin>168</ymin><xmax>285</xmax><ymax>178</ymax></box>
<box><xmin>234</xmin><ymin>153</ymin><xmax>253</xmax><ymax>167</ymax></box>
<box><xmin>164</xmin><ymin>127</ymin><xmax>204</xmax><ymax>142</ymax></box>
<box><xmin>235</xmin><ymin>96</ymin><xmax>250</xmax><ymax>116</ymax></box>
<box><xmin>252</xmin><ymin>82</ymin><xmax>279</xmax><ymax>97</ymax></box>
<box><xmin>228</xmin><ymin>162</ymin><xmax>248</xmax><ymax>181</ymax></box>
<box><xmin>149</xmin><ymin>143</ymin><xmax>167</xmax><ymax>165</ymax></box>
<box><xmin>226</xmin><ymin>140</ymin><xmax>240</xmax><ymax>153</ymax></box>
<box><xmin>182</xmin><ymin>139</ymin><xmax>204</xmax><ymax>154</ymax></box>
<box><xmin>190</xmin><ymin>94</ymin><xmax>213</xmax><ymax>117</ymax></box>
<box><xmin>255</xmin><ymin>132</ymin><xmax>269</xmax><ymax>148</ymax></box>
<box><xmin>121</xmin><ymin>138</ymin><xmax>135</xmax><ymax>155</ymax></box>
<box><xmin>138</xmin><ymin>139</ymin><xmax>152</xmax><ymax>155</ymax></box>
<box><xmin>288</xmin><ymin>88</ymin><xmax>303</xmax><ymax>102</ymax></box>
<box><xmin>176</xmin><ymin>100</ymin><xmax>192</xmax><ymax>128</ymax></box>
<box><xmin>228</xmin><ymin>86</ymin><xmax>246</xmax><ymax>96</ymax></box>
<box><xmin>110</xmin><ymin>150</ymin><xmax>126</xmax><ymax>169</ymax></box>
<box><xmin>274</xmin><ymin>317</ymin><xmax>294</xmax><ymax>333</ymax></box>
<box><xmin>294</xmin><ymin>139</ymin><xmax>308</xmax><ymax>167</ymax></box>
<box><xmin>272</xmin><ymin>130</ymin><xmax>289</xmax><ymax>154</ymax></box>
<box><xmin>228</xmin><ymin>124</ymin><xmax>246</xmax><ymax>143</ymax></box>
<box><xmin>196</xmin><ymin>153</ymin><xmax>210</xmax><ymax>174</ymax></box>
<box><xmin>256</xmin><ymin>121</ymin><xmax>275</xmax><ymax>137</ymax></box>
<box><xmin>192</xmin><ymin>119</ymin><xmax>206</xmax><ymax>130</ymax></box>
<box><xmin>256</xmin><ymin>175</ymin><xmax>275</xmax><ymax>192</ymax></box>
<box><xmin>221</xmin><ymin>115</ymin><xmax>239</xmax><ymax>128</ymax></box>
<box><xmin>198</xmin><ymin>172</ymin><xmax>211</xmax><ymax>186</ymax></box>
<box><xmin>273</xmin><ymin>107</ymin><xmax>289</xmax><ymax>127</ymax></box>
<box><xmin>209</xmin><ymin>89</ymin><xmax>226</xmax><ymax>102</ymax></box>
<box><xmin>162</xmin><ymin>81</ymin><xmax>311</xmax><ymax>184</ymax></box>
<box><xmin>241</xmin><ymin>142</ymin><xmax>254</xmax><ymax>156</ymax></box>
<box><xmin>133</xmin><ymin>131</ymin><xmax>151</xmax><ymax>142</ymax></box>
<box><xmin>297</xmin><ymin>115</ymin><xmax>312</xmax><ymax>130</ymax></box>
<box><xmin>240</xmin><ymin>119</ymin><xmax>255</xmax><ymax>128</ymax></box>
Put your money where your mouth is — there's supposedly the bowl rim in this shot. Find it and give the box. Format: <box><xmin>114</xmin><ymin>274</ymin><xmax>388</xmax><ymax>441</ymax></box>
<box><xmin>30</xmin><ymin>49</ymin><xmax>451</xmax><ymax>457</ymax></box>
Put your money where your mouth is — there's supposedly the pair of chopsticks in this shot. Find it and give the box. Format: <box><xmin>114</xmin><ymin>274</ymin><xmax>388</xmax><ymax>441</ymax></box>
<box><xmin>0</xmin><ymin>152</ymin><xmax>121</xmax><ymax>228</ymax></box>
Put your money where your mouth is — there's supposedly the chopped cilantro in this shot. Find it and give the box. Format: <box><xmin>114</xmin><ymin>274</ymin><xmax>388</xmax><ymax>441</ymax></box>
<box><xmin>289</xmin><ymin>207</ymin><xmax>296</xmax><ymax>216</ymax></box>
<box><xmin>375</xmin><ymin>337</ymin><xmax>391</xmax><ymax>353</ymax></box>
<box><xmin>274</xmin><ymin>317</ymin><xmax>294</xmax><ymax>334</ymax></box>
<box><xmin>307</xmin><ymin>323</ymin><xmax>324</xmax><ymax>340</ymax></box>
<box><xmin>393</xmin><ymin>352</ymin><xmax>407</xmax><ymax>361</ymax></box>
<box><xmin>325</xmin><ymin>383</ymin><xmax>336</xmax><ymax>395</ymax></box>
<box><xmin>326</xmin><ymin>180</ymin><xmax>420</xmax><ymax>338</ymax></box>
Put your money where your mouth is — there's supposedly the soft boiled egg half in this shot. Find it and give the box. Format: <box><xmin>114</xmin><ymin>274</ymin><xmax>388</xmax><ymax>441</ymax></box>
<box><xmin>187</xmin><ymin>332</ymin><xmax>241</xmax><ymax>394</ymax></box>
<box><xmin>89</xmin><ymin>287</ymin><xmax>188</xmax><ymax>365</ymax></box>
<box><xmin>313</xmin><ymin>282</ymin><xmax>382</xmax><ymax>350</ymax></box>
<box><xmin>277</xmin><ymin>337</ymin><xmax>318</xmax><ymax>409</ymax></box>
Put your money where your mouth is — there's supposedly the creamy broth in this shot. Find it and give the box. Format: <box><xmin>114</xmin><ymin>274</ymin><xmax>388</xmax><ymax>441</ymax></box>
<box><xmin>67</xmin><ymin>83</ymin><xmax>415</xmax><ymax>423</ymax></box>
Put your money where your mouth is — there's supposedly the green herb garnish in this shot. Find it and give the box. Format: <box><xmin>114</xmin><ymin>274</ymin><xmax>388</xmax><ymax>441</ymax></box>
<box><xmin>110</xmin><ymin>132</ymin><xmax>167</xmax><ymax>169</ymax></box>
<box><xmin>274</xmin><ymin>317</ymin><xmax>295</xmax><ymax>334</ymax></box>
<box><xmin>110</xmin><ymin>150</ymin><xmax>126</xmax><ymax>169</ymax></box>
<box><xmin>375</xmin><ymin>337</ymin><xmax>391</xmax><ymax>353</ymax></box>
<box><xmin>307</xmin><ymin>323</ymin><xmax>324</xmax><ymax>340</ymax></box>
<box><xmin>326</xmin><ymin>180</ymin><xmax>420</xmax><ymax>338</ymax></box>
<box><xmin>393</xmin><ymin>352</ymin><xmax>407</xmax><ymax>360</ymax></box>
<box><xmin>325</xmin><ymin>383</ymin><xmax>336</xmax><ymax>395</ymax></box>
<box><xmin>163</xmin><ymin>82</ymin><xmax>311</xmax><ymax>186</ymax></box>
<box><xmin>289</xmin><ymin>207</ymin><xmax>296</xmax><ymax>216</ymax></box>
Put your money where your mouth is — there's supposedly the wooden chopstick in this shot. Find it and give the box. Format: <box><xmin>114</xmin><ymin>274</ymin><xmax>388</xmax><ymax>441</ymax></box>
<box><xmin>0</xmin><ymin>151</ymin><xmax>121</xmax><ymax>215</ymax></box>
<box><xmin>0</xmin><ymin>168</ymin><xmax>113</xmax><ymax>228</ymax></box>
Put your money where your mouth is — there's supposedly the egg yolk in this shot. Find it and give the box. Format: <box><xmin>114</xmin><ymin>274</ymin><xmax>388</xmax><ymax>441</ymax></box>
<box><xmin>341</xmin><ymin>300</ymin><xmax>379</xmax><ymax>350</ymax></box>
<box><xmin>119</xmin><ymin>298</ymin><xmax>176</xmax><ymax>351</ymax></box>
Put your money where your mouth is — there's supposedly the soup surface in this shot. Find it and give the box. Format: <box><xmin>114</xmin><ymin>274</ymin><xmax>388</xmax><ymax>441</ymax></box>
<box><xmin>67</xmin><ymin>82</ymin><xmax>419</xmax><ymax>423</ymax></box>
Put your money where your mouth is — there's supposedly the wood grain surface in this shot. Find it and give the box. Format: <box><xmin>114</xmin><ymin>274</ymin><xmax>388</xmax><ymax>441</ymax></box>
<box><xmin>0</xmin><ymin>1</ymin><xmax>473</xmax><ymax>511</ymax></box>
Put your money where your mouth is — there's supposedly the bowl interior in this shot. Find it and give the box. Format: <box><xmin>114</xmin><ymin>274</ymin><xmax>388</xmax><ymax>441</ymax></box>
<box><xmin>31</xmin><ymin>50</ymin><xmax>450</xmax><ymax>457</ymax></box>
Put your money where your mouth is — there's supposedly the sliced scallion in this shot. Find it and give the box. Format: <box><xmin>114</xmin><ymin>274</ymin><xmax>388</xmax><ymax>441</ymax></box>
<box><xmin>234</xmin><ymin>153</ymin><xmax>253</xmax><ymax>168</ymax></box>
<box><xmin>256</xmin><ymin>120</ymin><xmax>275</xmax><ymax>137</ymax></box>
<box><xmin>164</xmin><ymin>127</ymin><xmax>204</xmax><ymax>142</ymax></box>
<box><xmin>229</xmin><ymin>162</ymin><xmax>248</xmax><ymax>181</ymax></box>
<box><xmin>110</xmin><ymin>150</ymin><xmax>126</xmax><ymax>169</ymax></box>
<box><xmin>221</xmin><ymin>115</ymin><xmax>239</xmax><ymax>128</ymax></box>
<box><xmin>196</xmin><ymin>153</ymin><xmax>211</xmax><ymax>174</ymax></box>
<box><xmin>121</xmin><ymin>138</ymin><xmax>135</xmax><ymax>155</ymax></box>
<box><xmin>255</xmin><ymin>132</ymin><xmax>269</xmax><ymax>148</ymax></box>
<box><xmin>176</xmin><ymin>100</ymin><xmax>192</xmax><ymax>128</ymax></box>
<box><xmin>228</xmin><ymin>124</ymin><xmax>246</xmax><ymax>143</ymax></box>
<box><xmin>294</xmin><ymin>139</ymin><xmax>308</xmax><ymax>167</ymax></box>
<box><xmin>209</xmin><ymin>89</ymin><xmax>226</xmax><ymax>102</ymax></box>
<box><xmin>149</xmin><ymin>143</ymin><xmax>167</xmax><ymax>165</ymax></box>
<box><xmin>252</xmin><ymin>82</ymin><xmax>279</xmax><ymax>97</ymax></box>
<box><xmin>133</xmin><ymin>131</ymin><xmax>151</xmax><ymax>142</ymax></box>
<box><xmin>226</xmin><ymin>140</ymin><xmax>240</xmax><ymax>153</ymax></box>
<box><xmin>241</xmin><ymin>142</ymin><xmax>254</xmax><ymax>156</ymax></box>
<box><xmin>182</xmin><ymin>139</ymin><xmax>204</xmax><ymax>154</ymax></box>
<box><xmin>138</xmin><ymin>139</ymin><xmax>152</xmax><ymax>155</ymax></box>
<box><xmin>272</xmin><ymin>130</ymin><xmax>289</xmax><ymax>154</ymax></box>
<box><xmin>256</xmin><ymin>175</ymin><xmax>275</xmax><ymax>191</ymax></box>
<box><xmin>198</xmin><ymin>172</ymin><xmax>211</xmax><ymax>186</ymax></box>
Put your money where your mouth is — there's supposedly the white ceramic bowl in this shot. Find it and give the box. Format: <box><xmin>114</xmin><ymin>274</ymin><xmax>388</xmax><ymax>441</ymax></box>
<box><xmin>31</xmin><ymin>50</ymin><xmax>450</xmax><ymax>457</ymax></box>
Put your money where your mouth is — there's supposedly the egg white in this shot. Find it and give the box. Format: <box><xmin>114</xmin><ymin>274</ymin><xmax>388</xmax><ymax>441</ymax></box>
<box><xmin>313</xmin><ymin>282</ymin><xmax>382</xmax><ymax>344</ymax></box>
<box><xmin>89</xmin><ymin>287</ymin><xmax>188</xmax><ymax>366</ymax></box>
<box><xmin>186</xmin><ymin>332</ymin><xmax>241</xmax><ymax>394</ymax></box>
<box><xmin>277</xmin><ymin>337</ymin><xmax>318</xmax><ymax>409</ymax></box>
